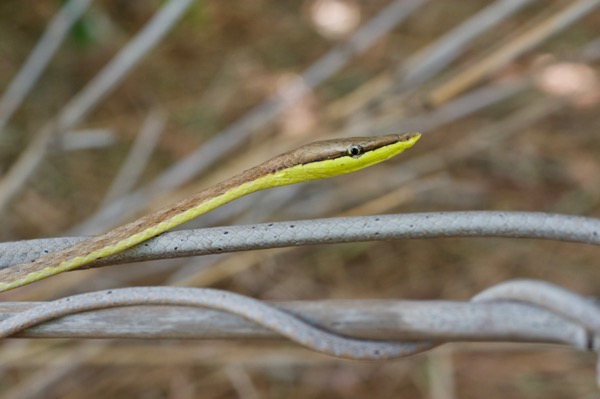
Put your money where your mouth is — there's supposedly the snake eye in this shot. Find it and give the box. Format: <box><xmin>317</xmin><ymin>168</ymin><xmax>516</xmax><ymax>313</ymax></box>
<box><xmin>347</xmin><ymin>145</ymin><xmax>363</xmax><ymax>158</ymax></box>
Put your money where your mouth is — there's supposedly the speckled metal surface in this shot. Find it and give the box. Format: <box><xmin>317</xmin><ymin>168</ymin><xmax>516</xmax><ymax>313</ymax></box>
<box><xmin>1</xmin><ymin>212</ymin><xmax>598</xmax><ymax>269</ymax></box>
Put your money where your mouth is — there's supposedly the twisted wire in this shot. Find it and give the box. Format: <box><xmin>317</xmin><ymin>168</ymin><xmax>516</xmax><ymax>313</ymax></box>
<box><xmin>474</xmin><ymin>279</ymin><xmax>600</xmax><ymax>332</ymax></box>
<box><xmin>0</xmin><ymin>287</ymin><xmax>434</xmax><ymax>360</ymax></box>
<box><xmin>0</xmin><ymin>280</ymin><xmax>597</xmax><ymax>360</ymax></box>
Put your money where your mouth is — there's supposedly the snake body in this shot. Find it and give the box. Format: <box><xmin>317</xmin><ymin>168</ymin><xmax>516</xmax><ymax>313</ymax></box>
<box><xmin>0</xmin><ymin>132</ymin><xmax>420</xmax><ymax>291</ymax></box>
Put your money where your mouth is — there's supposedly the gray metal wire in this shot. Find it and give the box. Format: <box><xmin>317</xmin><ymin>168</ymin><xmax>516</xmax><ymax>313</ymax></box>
<box><xmin>0</xmin><ymin>280</ymin><xmax>597</xmax><ymax>362</ymax></box>
<box><xmin>0</xmin><ymin>212</ymin><xmax>596</xmax><ymax>365</ymax></box>
<box><xmin>1</xmin><ymin>211</ymin><xmax>597</xmax><ymax>270</ymax></box>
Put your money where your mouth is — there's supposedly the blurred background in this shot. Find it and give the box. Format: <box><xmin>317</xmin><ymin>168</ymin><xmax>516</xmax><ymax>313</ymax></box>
<box><xmin>0</xmin><ymin>0</ymin><xmax>599</xmax><ymax>397</ymax></box>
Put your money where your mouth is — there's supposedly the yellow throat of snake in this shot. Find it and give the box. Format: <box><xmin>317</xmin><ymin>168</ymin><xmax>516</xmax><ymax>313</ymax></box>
<box><xmin>0</xmin><ymin>132</ymin><xmax>421</xmax><ymax>291</ymax></box>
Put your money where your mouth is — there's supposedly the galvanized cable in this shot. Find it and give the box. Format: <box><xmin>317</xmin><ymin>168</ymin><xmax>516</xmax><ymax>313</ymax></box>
<box><xmin>0</xmin><ymin>280</ymin><xmax>597</xmax><ymax>360</ymax></box>
<box><xmin>0</xmin><ymin>296</ymin><xmax>588</xmax><ymax>346</ymax></box>
<box><xmin>0</xmin><ymin>287</ymin><xmax>434</xmax><ymax>360</ymax></box>
<box><xmin>1</xmin><ymin>211</ymin><xmax>598</xmax><ymax>270</ymax></box>
<box><xmin>473</xmin><ymin>279</ymin><xmax>600</xmax><ymax>333</ymax></box>
<box><xmin>473</xmin><ymin>279</ymin><xmax>600</xmax><ymax>388</ymax></box>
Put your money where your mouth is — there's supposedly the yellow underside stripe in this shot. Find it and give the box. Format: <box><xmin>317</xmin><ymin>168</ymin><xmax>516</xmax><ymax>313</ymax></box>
<box><xmin>0</xmin><ymin>134</ymin><xmax>419</xmax><ymax>291</ymax></box>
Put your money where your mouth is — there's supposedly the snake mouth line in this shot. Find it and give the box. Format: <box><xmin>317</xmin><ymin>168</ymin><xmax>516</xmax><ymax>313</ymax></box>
<box><xmin>0</xmin><ymin>133</ymin><xmax>420</xmax><ymax>292</ymax></box>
